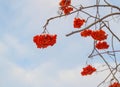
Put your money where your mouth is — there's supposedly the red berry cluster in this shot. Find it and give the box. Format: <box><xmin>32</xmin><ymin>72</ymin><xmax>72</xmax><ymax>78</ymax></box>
<box><xmin>73</xmin><ymin>18</ymin><xmax>85</xmax><ymax>28</ymax></box>
<box><xmin>109</xmin><ymin>82</ymin><xmax>120</xmax><ymax>87</ymax></box>
<box><xmin>33</xmin><ymin>34</ymin><xmax>57</xmax><ymax>48</ymax></box>
<box><xmin>91</xmin><ymin>29</ymin><xmax>107</xmax><ymax>41</ymax></box>
<box><xmin>96</xmin><ymin>41</ymin><xmax>109</xmax><ymax>49</ymax></box>
<box><xmin>59</xmin><ymin>0</ymin><xmax>73</xmax><ymax>15</ymax></box>
<box><xmin>81</xmin><ymin>29</ymin><xmax>92</xmax><ymax>37</ymax></box>
<box><xmin>81</xmin><ymin>65</ymin><xmax>96</xmax><ymax>76</ymax></box>
<box><xmin>80</xmin><ymin>29</ymin><xmax>109</xmax><ymax>50</ymax></box>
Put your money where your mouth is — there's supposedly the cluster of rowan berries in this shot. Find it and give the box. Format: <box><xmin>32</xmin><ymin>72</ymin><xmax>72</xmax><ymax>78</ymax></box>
<box><xmin>59</xmin><ymin>0</ymin><xmax>73</xmax><ymax>15</ymax></box>
<box><xmin>81</xmin><ymin>65</ymin><xmax>96</xmax><ymax>76</ymax></box>
<box><xmin>109</xmin><ymin>82</ymin><xmax>120</xmax><ymax>87</ymax></box>
<box><xmin>80</xmin><ymin>29</ymin><xmax>109</xmax><ymax>50</ymax></box>
<box><xmin>33</xmin><ymin>34</ymin><xmax>57</xmax><ymax>48</ymax></box>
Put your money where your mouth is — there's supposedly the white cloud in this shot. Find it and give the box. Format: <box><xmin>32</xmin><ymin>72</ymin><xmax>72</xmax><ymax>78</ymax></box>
<box><xmin>56</xmin><ymin>67</ymin><xmax>81</xmax><ymax>86</ymax></box>
<box><xmin>0</xmin><ymin>42</ymin><xmax>8</xmax><ymax>56</ymax></box>
<box><xmin>2</xmin><ymin>34</ymin><xmax>28</xmax><ymax>55</ymax></box>
<box><xmin>0</xmin><ymin>57</ymin><xmax>116</xmax><ymax>87</ymax></box>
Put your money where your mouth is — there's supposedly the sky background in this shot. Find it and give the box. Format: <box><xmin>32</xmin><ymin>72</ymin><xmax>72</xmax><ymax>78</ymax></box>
<box><xmin>0</xmin><ymin>0</ymin><xmax>120</xmax><ymax>87</ymax></box>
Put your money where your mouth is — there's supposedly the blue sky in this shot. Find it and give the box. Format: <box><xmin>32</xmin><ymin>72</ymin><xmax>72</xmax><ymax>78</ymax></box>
<box><xmin>0</xmin><ymin>0</ymin><xmax>120</xmax><ymax>87</ymax></box>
